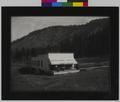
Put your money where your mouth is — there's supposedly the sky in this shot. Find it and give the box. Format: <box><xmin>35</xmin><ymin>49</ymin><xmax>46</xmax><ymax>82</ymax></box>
<box><xmin>11</xmin><ymin>16</ymin><xmax>108</xmax><ymax>41</ymax></box>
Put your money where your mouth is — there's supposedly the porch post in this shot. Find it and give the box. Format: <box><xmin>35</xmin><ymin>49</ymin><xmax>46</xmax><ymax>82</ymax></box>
<box><xmin>55</xmin><ymin>65</ymin><xmax>58</xmax><ymax>71</ymax></box>
<box><xmin>72</xmin><ymin>64</ymin><xmax>74</xmax><ymax>69</ymax></box>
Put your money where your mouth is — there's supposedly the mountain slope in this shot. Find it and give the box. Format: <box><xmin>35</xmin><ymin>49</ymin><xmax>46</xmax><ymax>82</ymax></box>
<box><xmin>11</xmin><ymin>18</ymin><xmax>110</xmax><ymax>58</ymax></box>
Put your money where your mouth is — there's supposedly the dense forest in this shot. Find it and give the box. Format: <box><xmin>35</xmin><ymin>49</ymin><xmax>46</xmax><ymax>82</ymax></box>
<box><xmin>11</xmin><ymin>18</ymin><xmax>111</xmax><ymax>62</ymax></box>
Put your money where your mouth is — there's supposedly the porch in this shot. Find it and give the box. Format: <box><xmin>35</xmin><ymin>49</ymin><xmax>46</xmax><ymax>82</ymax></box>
<box><xmin>49</xmin><ymin>64</ymin><xmax>79</xmax><ymax>75</ymax></box>
<box><xmin>53</xmin><ymin>69</ymin><xmax>80</xmax><ymax>75</ymax></box>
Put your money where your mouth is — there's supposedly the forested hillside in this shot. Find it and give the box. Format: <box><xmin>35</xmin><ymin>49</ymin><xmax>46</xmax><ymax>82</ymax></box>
<box><xmin>11</xmin><ymin>18</ymin><xmax>111</xmax><ymax>61</ymax></box>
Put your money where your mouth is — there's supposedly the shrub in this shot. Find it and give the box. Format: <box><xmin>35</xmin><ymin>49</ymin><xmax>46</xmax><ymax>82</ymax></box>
<box><xmin>46</xmin><ymin>70</ymin><xmax>54</xmax><ymax>76</ymax></box>
<box><xmin>19</xmin><ymin>66</ymin><xmax>54</xmax><ymax>76</ymax></box>
<box><xmin>19</xmin><ymin>66</ymin><xmax>36</xmax><ymax>74</ymax></box>
<box><xmin>36</xmin><ymin>69</ymin><xmax>54</xmax><ymax>76</ymax></box>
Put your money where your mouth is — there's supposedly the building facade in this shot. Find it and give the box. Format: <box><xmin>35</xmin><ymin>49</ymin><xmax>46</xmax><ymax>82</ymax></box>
<box><xmin>31</xmin><ymin>53</ymin><xmax>79</xmax><ymax>75</ymax></box>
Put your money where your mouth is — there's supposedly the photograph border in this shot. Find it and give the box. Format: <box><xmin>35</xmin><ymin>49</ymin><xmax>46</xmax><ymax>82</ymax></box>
<box><xmin>2</xmin><ymin>7</ymin><xmax>119</xmax><ymax>100</ymax></box>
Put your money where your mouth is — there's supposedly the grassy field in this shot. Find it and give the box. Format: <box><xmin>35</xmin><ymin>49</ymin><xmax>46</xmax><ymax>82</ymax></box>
<box><xmin>11</xmin><ymin>56</ymin><xmax>111</xmax><ymax>92</ymax></box>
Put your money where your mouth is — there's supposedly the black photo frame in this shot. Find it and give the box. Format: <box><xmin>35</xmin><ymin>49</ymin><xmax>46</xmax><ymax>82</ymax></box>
<box><xmin>2</xmin><ymin>7</ymin><xmax>119</xmax><ymax>100</ymax></box>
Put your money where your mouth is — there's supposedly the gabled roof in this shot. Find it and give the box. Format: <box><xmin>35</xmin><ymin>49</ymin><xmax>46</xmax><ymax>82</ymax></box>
<box><xmin>48</xmin><ymin>53</ymin><xmax>77</xmax><ymax>65</ymax></box>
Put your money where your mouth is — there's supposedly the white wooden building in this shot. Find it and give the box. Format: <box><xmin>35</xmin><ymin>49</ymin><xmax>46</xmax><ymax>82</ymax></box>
<box><xmin>31</xmin><ymin>53</ymin><xmax>79</xmax><ymax>75</ymax></box>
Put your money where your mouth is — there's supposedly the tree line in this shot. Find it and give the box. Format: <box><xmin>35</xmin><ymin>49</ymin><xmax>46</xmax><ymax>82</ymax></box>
<box><xmin>12</xmin><ymin>28</ymin><xmax>111</xmax><ymax>62</ymax></box>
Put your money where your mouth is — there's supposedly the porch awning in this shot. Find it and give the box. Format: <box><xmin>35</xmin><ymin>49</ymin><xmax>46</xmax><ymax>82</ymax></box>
<box><xmin>48</xmin><ymin>53</ymin><xmax>77</xmax><ymax>65</ymax></box>
<box><xmin>50</xmin><ymin>59</ymin><xmax>77</xmax><ymax>65</ymax></box>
